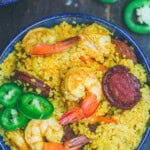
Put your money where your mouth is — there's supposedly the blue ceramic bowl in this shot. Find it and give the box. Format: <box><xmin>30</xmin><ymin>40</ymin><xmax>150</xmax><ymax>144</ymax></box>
<box><xmin>0</xmin><ymin>13</ymin><xmax>150</xmax><ymax>150</ymax></box>
<box><xmin>0</xmin><ymin>0</ymin><xmax>18</xmax><ymax>6</ymax></box>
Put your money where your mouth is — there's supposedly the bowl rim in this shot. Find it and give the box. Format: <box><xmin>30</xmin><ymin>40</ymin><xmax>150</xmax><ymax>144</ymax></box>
<box><xmin>0</xmin><ymin>13</ymin><xmax>150</xmax><ymax>74</ymax></box>
<box><xmin>0</xmin><ymin>13</ymin><xmax>149</xmax><ymax>150</ymax></box>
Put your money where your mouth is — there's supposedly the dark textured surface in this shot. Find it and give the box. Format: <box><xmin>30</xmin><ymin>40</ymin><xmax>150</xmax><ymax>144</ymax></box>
<box><xmin>0</xmin><ymin>0</ymin><xmax>18</xmax><ymax>5</ymax></box>
<box><xmin>0</xmin><ymin>0</ymin><xmax>149</xmax><ymax>149</ymax></box>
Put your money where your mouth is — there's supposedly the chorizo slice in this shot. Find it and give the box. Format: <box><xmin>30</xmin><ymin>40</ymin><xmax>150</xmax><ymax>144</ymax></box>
<box><xmin>88</xmin><ymin>123</ymin><xmax>99</xmax><ymax>132</ymax></box>
<box><xmin>112</xmin><ymin>39</ymin><xmax>137</xmax><ymax>63</ymax></box>
<box><xmin>102</xmin><ymin>65</ymin><xmax>141</xmax><ymax>109</ymax></box>
<box><xmin>61</xmin><ymin>125</ymin><xmax>76</xmax><ymax>142</ymax></box>
<box><xmin>13</xmin><ymin>70</ymin><xmax>50</xmax><ymax>97</ymax></box>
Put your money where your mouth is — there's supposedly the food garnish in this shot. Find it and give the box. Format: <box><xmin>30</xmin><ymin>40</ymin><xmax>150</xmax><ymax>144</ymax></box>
<box><xmin>0</xmin><ymin>83</ymin><xmax>22</xmax><ymax>107</ymax></box>
<box><xmin>0</xmin><ymin>108</ymin><xmax>28</xmax><ymax>131</ymax></box>
<box><xmin>124</xmin><ymin>0</ymin><xmax>150</xmax><ymax>34</ymax></box>
<box><xmin>18</xmin><ymin>92</ymin><xmax>54</xmax><ymax>119</ymax></box>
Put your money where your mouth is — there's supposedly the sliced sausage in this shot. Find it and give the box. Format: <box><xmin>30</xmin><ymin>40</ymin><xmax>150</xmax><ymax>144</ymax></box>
<box><xmin>13</xmin><ymin>70</ymin><xmax>50</xmax><ymax>97</ymax></box>
<box><xmin>102</xmin><ymin>65</ymin><xmax>141</xmax><ymax>109</ymax></box>
<box><xmin>88</xmin><ymin>123</ymin><xmax>99</xmax><ymax>132</ymax></box>
<box><xmin>61</xmin><ymin>124</ymin><xmax>76</xmax><ymax>142</ymax></box>
<box><xmin>112</xmin><ymin>39</ymin><xmax>137</xmax><ymax>63</ymax></box>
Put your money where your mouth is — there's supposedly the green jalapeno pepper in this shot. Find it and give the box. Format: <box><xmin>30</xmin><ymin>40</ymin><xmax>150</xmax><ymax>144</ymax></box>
<box><xmin>98</xmin><ymin>0</ymin><xmax>118</xmax><ymax>4</ymax></box>
<box><xmin>124</xmin><ymin>0</ymin><xmax>150</xmax><ymax>34</ymax></box>
<box><xmin>0</xmin><ymin>108</ymin><xmax>28</xmax><ymax>131</ymax></box>
<box><xmin>18</xmin><ymin>93</ymin><xmax>54</xmax><ymax>119</ymax></box>
<box><xmin>0</xmin><ymin>83</ymin><xmax>22</xmax><ymax>107</ymax></box>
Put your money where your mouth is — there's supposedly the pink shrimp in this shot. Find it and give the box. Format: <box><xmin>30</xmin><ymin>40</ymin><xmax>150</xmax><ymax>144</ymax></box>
<box><xmin>25</xmin><ymin>118</ymin><xmax>89</xmax><ymax>150</ymax></box>
<box><xmin>31</xmin><ymin>36</ymin><xmax>80</xmax><ymax>55</ymax></box>
<box><xmin>59</xmin><ymin>67</ymin><xmax>102</xmax><ymax>125</ymax></box>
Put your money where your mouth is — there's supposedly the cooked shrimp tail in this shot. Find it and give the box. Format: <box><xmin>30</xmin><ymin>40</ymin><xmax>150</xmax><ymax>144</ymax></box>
<box><xmin>59</xmin><ymin>93</ymin><xmax>99</xmax><ymax>125</ymax></box>
<box><xmin>31</xmin><ymin>36</ymin><xmax>80</xmax><ymax>55</ymax></box>
<box><xmin>59</xmin><ymin>107</ymin><xmax>84</xmax><ymax>125</ymax></box>
<box><xmin>42</xmin><ymin>142</ymin><xmax>64</xmax><ymax>150</ymax></box>
<box><xmin>81</xmin><ymin>93</ymin><xmax>99</xmax><ymax>117</ymax></box>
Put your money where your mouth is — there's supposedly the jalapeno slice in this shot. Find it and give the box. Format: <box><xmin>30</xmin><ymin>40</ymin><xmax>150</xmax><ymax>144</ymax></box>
<box><xmin>124</xmin><ymin>0</ymin><xmax>150</xmax><ymax>34</ymax></box>
<box><xmin>0</xmin><ymin>83</ymin><xmax>22</xmax><ymax>107</ymax></box>
<box><xmin>18</xmin><ymin>93</ymin><xmax>54</xmax><ymax>119</ymax></box>
<box><xmin>0</xmin><ymin>108</ymin><xmax>29</xmax><ymax>131</ymax></box>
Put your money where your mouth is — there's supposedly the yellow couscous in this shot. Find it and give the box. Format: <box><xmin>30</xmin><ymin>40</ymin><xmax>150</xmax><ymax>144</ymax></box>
<box><xmin>0</xmin><ymin>22</ymin><xmax>149</xmax><ymax>150</ymax></box>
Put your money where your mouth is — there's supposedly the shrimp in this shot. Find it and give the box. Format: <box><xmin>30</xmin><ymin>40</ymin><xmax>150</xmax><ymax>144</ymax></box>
<box><xmin>79</xmin><ymin>25</ymin><xmax>112</xmax><ymax>56</ymax></box>
<box><xmin>31</xmin><ymin>36</ymin><xmax>80</xmax><ymax>55</ymax></box>
<box><xmin>25</xmin><ymin>117</ymin><xmax>89</xmax><ymax>150</ymax></box>
<box><xmin>30</xmin><ymin>24</ymin><xmax>113</xmax><ymax>58</ymax></box>
<box><xmin>59</xmin><ymin>67</ymin><xmax>102</xmax><ymax>125</ymax></box>
<box><xmin>7</xmin><ymin>130</ymin><xmax>29</xmax><ymax>150</ymax></box>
